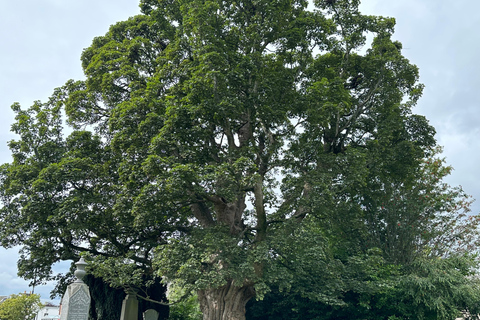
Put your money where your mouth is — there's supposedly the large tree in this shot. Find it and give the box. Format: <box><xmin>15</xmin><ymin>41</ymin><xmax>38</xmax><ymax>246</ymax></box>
<box><xmin>0</xmin><ymin>0</ymin><xmax>468</xmax><ymax>319</ymax></box>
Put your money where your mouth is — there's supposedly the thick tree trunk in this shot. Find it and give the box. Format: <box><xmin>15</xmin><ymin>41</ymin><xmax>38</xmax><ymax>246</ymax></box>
<box><xmin>198</xmin><ymin>281</ymin><xmax>255</xmax><ymax>320</ymax></box>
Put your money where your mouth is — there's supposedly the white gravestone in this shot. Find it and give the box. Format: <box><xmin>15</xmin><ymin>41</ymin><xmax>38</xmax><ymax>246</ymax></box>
<box><xmin>143</xmin><ymin>309</ymin><xmax>159</xmax><ymax>320</ymax></box>
<box><xmin>60</xmin><ymin>258</ymin><xmax>91</xmax><ymax>320</ymax></box>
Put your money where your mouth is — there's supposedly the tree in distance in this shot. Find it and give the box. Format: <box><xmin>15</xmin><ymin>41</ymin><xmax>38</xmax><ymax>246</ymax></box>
<box><xmin>0</xmin><ymin>293</ymin><xmax>43</xmax><ymax>320</ymax></box>
<box><xmin>1</xmin><ymin>0</ymin><xmax>480</xmax><ymax>319</ymax></box>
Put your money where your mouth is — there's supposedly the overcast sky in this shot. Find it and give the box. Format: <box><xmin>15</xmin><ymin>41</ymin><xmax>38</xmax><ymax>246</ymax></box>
<box><xmin>0</xmin><ymin>0</ymin><xmax>479</xmax><ymax>302</ymax></box>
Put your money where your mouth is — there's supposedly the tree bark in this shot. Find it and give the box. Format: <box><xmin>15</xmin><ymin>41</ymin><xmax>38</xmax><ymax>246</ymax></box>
<box><xmin>197</xmin><ymin>281</ymin><xmax>255</xmax><ymax>320</ymax></box>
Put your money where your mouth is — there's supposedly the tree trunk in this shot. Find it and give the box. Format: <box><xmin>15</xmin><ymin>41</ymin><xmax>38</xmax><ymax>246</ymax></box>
<box><xmin>198</xmin><ymin>281</ymin><xmax>255</xmax><ymax>320</ymax></box>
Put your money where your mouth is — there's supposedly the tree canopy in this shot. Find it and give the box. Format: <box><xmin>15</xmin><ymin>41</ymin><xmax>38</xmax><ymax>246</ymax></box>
<box><xmin>1</xmin><ymin>0</ymin><xmax>479</xmax><ymax>319</ymax></box>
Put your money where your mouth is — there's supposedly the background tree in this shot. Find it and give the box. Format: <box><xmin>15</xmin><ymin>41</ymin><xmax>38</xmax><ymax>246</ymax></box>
<box><xmin>0</xmin><ymin>293</ymin><xmax>43</xmax><ymax>320</ymax></box>
<box><xmin>246</xmin><ymin>148</ymin><xmax>480</xmax><ymax>319</ymax></box>
<box><xmin>1</xmin><ymin>0</ymin><xmax>478</xmax><ymax>319</ymax></box>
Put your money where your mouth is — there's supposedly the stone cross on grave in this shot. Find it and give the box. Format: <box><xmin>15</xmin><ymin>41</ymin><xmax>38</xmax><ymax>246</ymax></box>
<box><xmin>60</xmin><ymin>258</ymin><xmax>91</xmax><ymax>320</ymax></box>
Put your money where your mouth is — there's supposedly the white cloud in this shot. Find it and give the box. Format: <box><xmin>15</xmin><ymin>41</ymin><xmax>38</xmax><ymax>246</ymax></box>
<box><xmin>0</xmin><ymin>247</ymin><xmax>30</xmax><ymax>295</ymax></box>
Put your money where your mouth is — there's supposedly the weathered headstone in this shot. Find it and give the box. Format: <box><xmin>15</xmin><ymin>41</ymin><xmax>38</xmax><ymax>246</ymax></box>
<box><xmin>120</xmin><ymin>289</ymin><xmax>139</xmax><ymax>320</ymax></box>
<box><xmin>60</xmin><ymin>258</ymin><xmax>91</xmax><ymax>320</ymax></box>
<box><xmin>143</xmin><ymin>309</ymin><xmax>159</xmax><ymax>320</ymax></box>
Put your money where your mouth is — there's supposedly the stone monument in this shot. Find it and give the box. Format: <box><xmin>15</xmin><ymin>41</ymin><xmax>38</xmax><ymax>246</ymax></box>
<box><xmin>143</xmin><ymin>309</ymin><xmax>159</xmax><ymax>320</ymax></box>
<box><xmin>120</xmin><ymin>288</ymin><xmax>139</xmax><ymax>320</ymax></box>
<box><xmin>60</xmin><ymin>258</ymin><xmax>91</xmax><ymax>320</ymax></box>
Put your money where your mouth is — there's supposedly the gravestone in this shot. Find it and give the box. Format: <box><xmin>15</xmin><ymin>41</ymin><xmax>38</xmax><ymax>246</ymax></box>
<box><xmin>120</xmin><ymin>289</ymin><xmax>139</xmax><ymax>320</ymax></box>
<box><xmin>143</xmin><ymin>309</ymin><xmax>159</xmax><ymax>320</ymax></box>
<box><xmin>60</xmin><ymin>258</ymin><xmax>91</xmax><ymax>320</ymax></box>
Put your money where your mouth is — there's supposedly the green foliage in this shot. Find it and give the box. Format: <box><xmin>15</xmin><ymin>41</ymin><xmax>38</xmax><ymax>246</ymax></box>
<box><xmin>357</xmin><ymin>146</ymin><xmax>479</xmax><ymax>265</ymax></box>
<box><xmin>167</xmin><ymin>283</ymin><xmax>202</xmax><ymax>320</ymax></box>
<box><xmin>0</xmin><ymin>293</ymin><xmax>43</xmax><ymax>320</ymax></box>
<box><xmin>248</xmin><ymin>254</ymin><xmax>480</xmax><ymax>320</ymax></box>
<box><xmin>387</xmin><ymin>255</ymin><xmax>480</xmax><ymax>320</ymax></box>
<box><xmin>247</xmin><ymin>147</ymin><xmax>480</xmax><ymax>319</ymax></box>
